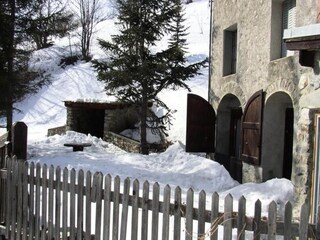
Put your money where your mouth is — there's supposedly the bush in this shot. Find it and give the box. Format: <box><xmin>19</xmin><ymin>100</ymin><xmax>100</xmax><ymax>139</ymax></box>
<box><xmin>59</xmin><ymin>55</ymin><xmax>81</xmax><ymax>68</ymax></box>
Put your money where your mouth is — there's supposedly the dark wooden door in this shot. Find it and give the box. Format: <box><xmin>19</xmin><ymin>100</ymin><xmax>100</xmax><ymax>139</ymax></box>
<box><xmin>283</xmin><ymin>108</ymin><xmax>294</xmax><ymax>179</ymax></box>
<box><xmin>186</xmin><ymin>94</ymin><xmax>215</xmax><ymax>152</ymax></box>
<box><xmin>241</xmin><ymin>90</ymin><xmax>264</xmax><ymax>165</ymax></box>
<box><xmin>229</xmin><ymin>108</ymin><xmax>243</xmax><ymax>182</ymax></box>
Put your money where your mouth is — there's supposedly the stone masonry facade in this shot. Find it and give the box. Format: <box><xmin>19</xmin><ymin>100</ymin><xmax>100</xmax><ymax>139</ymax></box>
<box><xmin>210</xmin><ymin>0</ymin><xmax>320</xmax><ymax>218</ymax></box>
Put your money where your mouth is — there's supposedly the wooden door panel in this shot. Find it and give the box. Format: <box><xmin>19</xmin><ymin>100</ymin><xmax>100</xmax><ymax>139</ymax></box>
<box><xmin>186</xmin><ymin>94</ymin><xmax>215</xmax><ymax>152</ymax></box>
<box><xmin>241</xmin><ymin>90</ymin><xmax>264</xmax><ymax>165</ymax></box>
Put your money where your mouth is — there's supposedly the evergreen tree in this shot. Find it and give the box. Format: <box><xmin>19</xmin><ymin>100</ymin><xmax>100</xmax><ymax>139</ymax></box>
<box><xmin>0</xmin><ymin>0</ymin><xmax>46</xmax><ymax>135</ymax></box>
<box><xmin>94</xmin><ymin>0</ymin><xmax>207</xmax><ymax>154</ymax></box>
<box><xmin>25</xmin><ymin>0</ymin><xmax>77</xmax><ymax>50</ymax></box>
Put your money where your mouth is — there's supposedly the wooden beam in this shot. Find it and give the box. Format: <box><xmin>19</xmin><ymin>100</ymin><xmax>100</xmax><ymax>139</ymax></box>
<box><xmin>286</xmin><ymin>39</ymin><xmax>320</xmax><ymax>50</ymax></box>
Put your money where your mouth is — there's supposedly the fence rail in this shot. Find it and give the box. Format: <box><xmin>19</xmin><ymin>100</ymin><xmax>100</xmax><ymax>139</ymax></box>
<box><xmin>0</xmin><ymin>157</ymin><xmax>319</xmax><ymax>239</ymax></box>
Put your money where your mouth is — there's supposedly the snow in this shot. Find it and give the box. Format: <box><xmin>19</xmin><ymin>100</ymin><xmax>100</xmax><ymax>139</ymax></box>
<box><xmin>3</xmin><ymin>0</ymin><xmax>293</xmax><ymax>228</ymax></box>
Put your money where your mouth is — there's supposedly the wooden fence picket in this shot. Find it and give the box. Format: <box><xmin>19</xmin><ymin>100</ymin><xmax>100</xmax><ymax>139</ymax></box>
<box><xmin>131</xmin><ymin>179</ymin><xmax>139</xmax><ymax>240</ymax></box>
<box><xmin>185</xmin><ymin>188</ymin><xmax>194</xmax><ymax>240</ymax></box>
<box><xmin>69</xmin><ymin>169</ymin><xmax>76</xmax><ymax>240</ymax></box>
<box><xmin>268</xmin><ymin>201</ymin><xmax>277</xmax><ymax>240</ymax></box>
<box><xmin>41</xmin><ymin>164</ymin><xmax>48</xmax><ymax>240</ymax></box>
<box><xmin>253</xmin><ymin>199</ymin><xmax>261</xmax><ymax>240</ymax></box>
<box><xmin>299</xmin><ymin>203</ymin><xmax>310</xmax><ymax>240</ymax></box>
<box><xmin>284</xmin><ymin>202</ymin><xmax>292</xmax><ymax>240</ymax></box>
<box><xmin>120</xmin><ymin>177</ymin><xmax>130</xmax><ymax>240</ymax></box>
<box><xmin>210</xmin><ymin>192</ymin><xmax>219</xmax><ymax>240</ymax></box>
<box><xmin>237</xmin><ymin>196</ymin><xmax>246</xmax><ymax>240</ymax></box>
<box><xmin>141</xmin><ymin>181</ymin><xmax>150</xmax><ymax>240</ymax></box>
<box><xmin>22</xmin><ymin>162</ymin><xmax>29</xmax><ymax>240</ymax></box>
<box><xmin>85</xmin><ymin>171</ymin><xmax>92</xmax><ymax>240</ymax></box>
<box><xmin>162</xmin><ymin>184</ymin><xmax>171</xmax><ymax>240</ymax></box>
<box><xmin>5</xmin><ymin>157</ymin><xmax>11</xmax><ymax>240</ymax></box>
<box><xmin>151</xmin><ymin>182</ymin><xmax>160</xmax><ymax>240</ymax></box>
<box><xmin>16</xmin><ymin>160</ymin><xmax>24</xmax><ymax>240</ymax></box>
<box><xmin>94</xmin><ymin>172</ymin><xmax>103</xmax><ymax>240</ymax></box>
<box><xmin>47</xmin><ymin>165</ymin><xmax>54</xmax><ymax>240</ymax></box>
<box><xmin>35</xmin><ymin>163</ymin><xmax>41</xmax><ymax>240</ymax></box>
<box><xmin>198</xmin><ymin>190</ymin><xmax>206</xmax><ymax>238</ymax></box>
<box><xmin>173</xmin><ymin>186</ymin><xmax>181</xmax><ymax>240</ymax></box>
<box><xmin>77</xmin><ymin>170</ymin><xmax>84</xmax><ymax>240</ymax></box>
<box><xmin>11</xmin><ymin>159</ymin><xmax>18</xmax><ymax>240</ymax></box>
<box><xmin>62</xmin><ymin>167</ymin><xmax>69</xmax><ymax>240</ymax></box>
<box><xmin>103</xmin><ymin>174</ymin><xmax>112</xmax><ymax>240</ymax></box>
<box><xmin>0</xmin><ymin>158</ymin><xmax>319</xmax><ymax>240</ymax></box>
<box><xmin>223</xmin><ymin>194</ymin><xmax>233</xmax><ymax>240</ymax></box>
<box><xmin>112</xmin><ymin>175</ymin><xmax>121</xmax><ymax>240</ymax></box>
<box><xmin>55</xmin><ymin>167</ymin><xmax>61</xmax><ymax>240</ymax></box>
<box><xmin>28</xmin><ymin>162</ymin><xmax>35</xmax><ymax>240</ymax></box>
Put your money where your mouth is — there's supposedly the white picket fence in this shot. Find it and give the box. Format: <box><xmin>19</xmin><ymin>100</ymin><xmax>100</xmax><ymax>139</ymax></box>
<box><xmin>0</xmin><ymin>157</ymin><xmax>319</xmax><ymax>239</ymax></box>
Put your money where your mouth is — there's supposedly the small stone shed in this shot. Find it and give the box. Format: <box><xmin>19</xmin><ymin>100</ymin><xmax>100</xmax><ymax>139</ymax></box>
<box><xmin>64</xmin><ymin>100</ymin><xmax>138</xmax><ymax>140</ymax></box>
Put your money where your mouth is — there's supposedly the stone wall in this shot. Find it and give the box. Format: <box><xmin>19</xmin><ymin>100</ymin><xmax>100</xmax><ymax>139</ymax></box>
<box><xmin>66</xmin><ymin>107</ymin><xmax>79</xmax><ymax>132</ymax></box>
<box><xmin>104</xmin><ymin>108</ymin><xmax>138</xmax><ymax>137</ymax></box>
<box><xmin>107</xmin><ymin>132</ymin><xmax>140</xmax><ymax>153</ymax></box>
<box><xmin>47</xmin><ymin>125</ymin><xmax>66</xmax><ymax>136</ymax></box>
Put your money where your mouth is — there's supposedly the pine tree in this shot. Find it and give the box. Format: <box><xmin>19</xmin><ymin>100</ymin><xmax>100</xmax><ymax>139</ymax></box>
<box><xmin>94</xmin><ymin>0</ymin><xmax>207</xmax><ymax>154</ymax></box>
<box><xmin>0</xmin><ymin>0</ymin><xmax>46</xmax><ymax>135</ymax></box>
<box><xmin>25</xmin><ymin>0</ymin><xmax>77</xmax><ymax>50</ymax></box>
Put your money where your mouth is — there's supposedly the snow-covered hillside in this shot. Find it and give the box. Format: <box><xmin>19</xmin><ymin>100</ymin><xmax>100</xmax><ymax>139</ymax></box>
<box><xmin>14</xmin><ymin>0</ymin><xmax>211</xmax><ymax>142</ymax></box>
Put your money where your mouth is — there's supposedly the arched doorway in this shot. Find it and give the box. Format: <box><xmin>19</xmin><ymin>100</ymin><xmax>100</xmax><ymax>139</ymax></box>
<box><xmin>261</xmin><ymin>92</ymin><xmax>294</xmax><ymax>180</ymax></box>
<box><xmin>216</xmin><ymin>94</ymin><xmax>242</xmax><ymax>182</ymax></box>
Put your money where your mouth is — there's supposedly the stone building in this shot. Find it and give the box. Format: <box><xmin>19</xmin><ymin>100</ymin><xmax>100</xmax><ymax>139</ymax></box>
<box><xmin>64</xmin><ymin>100</ymin><xmax>138</xmax><ymax>139</ymax></box>
<box><xmin>208</xmin><ymin>0</ymin><xmax>320</xmax><ymax>220</ymax></box>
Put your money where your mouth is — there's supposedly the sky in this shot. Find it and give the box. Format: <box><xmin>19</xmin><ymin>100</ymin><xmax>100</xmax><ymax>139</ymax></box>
<box><xmin>1</xmin><ymin>0</ymin><xmax>295</xmax><ymax>238</ymax></box>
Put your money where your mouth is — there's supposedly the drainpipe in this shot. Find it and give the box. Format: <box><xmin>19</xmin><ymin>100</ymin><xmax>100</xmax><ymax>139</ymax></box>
<box><xmin>207</xmin><ymin>0</ymin><xmax>214</xmax><ymax>160</ymax></box>
<box><xmin>318</xmin><ymin>0</ymin><xmax>320</xmax><ymax>23</ymax></box>
<box><xmin>208</xmin><ymin>0</ymin><xmax>214</xmax><ymax>104</ymax></box>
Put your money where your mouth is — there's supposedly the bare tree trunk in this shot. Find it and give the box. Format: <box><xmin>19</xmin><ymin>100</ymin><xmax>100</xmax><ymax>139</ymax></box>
<box><xmin>140</xmin><ymin>92</ymin><xmax>149</xmax><ymax>155</ymax></box>
<box><xmin>78</xmin><ymin>0</ymin><xmax>98</xmax><ymax>60</ymax></box>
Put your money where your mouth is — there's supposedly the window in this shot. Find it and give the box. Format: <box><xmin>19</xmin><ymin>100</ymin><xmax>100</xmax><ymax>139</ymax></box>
<box><xmin>281</xmin><ymin>0</ymin><xmax>296</xmax><ymax>57</ymax></box>
<box><xmin>270</xmin><ymin>0</ymin><xmax>296</xmax><ymax>60</ymax></box>
<box><xmin>223</xmin><ymin>25</ymin><xmax>237</xmax><ymax>76</ymax></box>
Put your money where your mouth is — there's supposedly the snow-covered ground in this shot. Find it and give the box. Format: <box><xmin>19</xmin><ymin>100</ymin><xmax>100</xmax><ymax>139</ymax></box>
<box><xmin>4</xmin><ymin>0</ymin><xmax>293</xmax><ymax>224</ymax></box>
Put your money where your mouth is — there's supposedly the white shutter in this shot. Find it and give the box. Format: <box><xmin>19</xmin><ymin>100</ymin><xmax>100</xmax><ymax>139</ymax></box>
<box><xmin>282</xmin><ymin>0</ymin><xmax>296</xmax><ymax>30</ymax></box>
<box><xmin>282</xmin><ymin>0</ymin><xmax>296</xmax><ymax>57</ymax></box>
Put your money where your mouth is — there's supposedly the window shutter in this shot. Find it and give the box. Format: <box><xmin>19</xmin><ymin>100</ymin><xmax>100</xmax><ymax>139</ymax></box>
<box><xmin>282</xmin><ymin>0</ymin><xmax>296</xmax><ymax>57</ymax></box>
<box><xmin>240</xmin><ymin>90</ymin><xmax>264</xmax><ymax>165</ymax></box>
<box><xmin>282</xmin><ymin>0</ymin><xmax>296</xmax><ymax>30</ymax></box>
<box><xmin>186</xmin><ymin>94</ymin><xmax>216</xmax><ymax>153</ymax></box>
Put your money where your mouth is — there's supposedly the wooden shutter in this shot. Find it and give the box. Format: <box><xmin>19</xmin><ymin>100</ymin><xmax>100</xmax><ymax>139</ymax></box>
<box><xmin>240</xmin><ymin>90</ymin><xmax>264</xmax><ymax>165</ymax></box>
<box><xmin>186</xmin><ymin>94</ymin><xmax>215</xmax><ymax>153</ymax></box>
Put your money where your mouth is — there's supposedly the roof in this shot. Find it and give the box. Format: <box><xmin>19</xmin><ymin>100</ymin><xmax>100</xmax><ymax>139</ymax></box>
<box><xmin>64</xmin><ymin>101</ymin><xmax>132</xmax><ymax>110</ymax></box>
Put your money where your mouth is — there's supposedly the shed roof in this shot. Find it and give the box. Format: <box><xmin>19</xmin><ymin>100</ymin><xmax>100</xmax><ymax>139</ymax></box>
<box><xmin>64</xmin><ymin>101</ymin><xmax>131</xmax><ymax>110</ymax></box>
